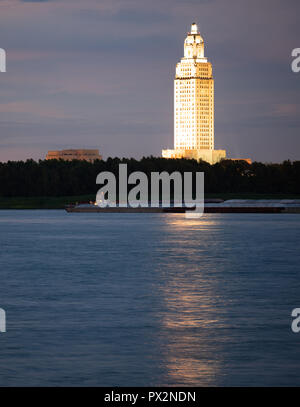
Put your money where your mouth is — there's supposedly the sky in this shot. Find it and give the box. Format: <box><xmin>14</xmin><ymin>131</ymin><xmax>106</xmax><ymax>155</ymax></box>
<box><xmin>0</xmin><ymin>0</ymin><xmax>300</xmax><ymax>163</ymax></box>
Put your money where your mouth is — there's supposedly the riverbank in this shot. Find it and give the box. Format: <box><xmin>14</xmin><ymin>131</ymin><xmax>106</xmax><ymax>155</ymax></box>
<box><xmin>1</xmin><ymin>194</ymin><xmax>300</xmax><ymax>209</ymax></box>
<box><xmin>0</xmin><ymin>195</ymin><xmax>95</xmax><ymax>209</ymax></box>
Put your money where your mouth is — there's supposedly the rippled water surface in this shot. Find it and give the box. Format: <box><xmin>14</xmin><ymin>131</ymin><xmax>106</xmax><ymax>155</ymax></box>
<box><xmin>0</xmin><ymin>210</ymin><xmax>300</xmax><ymax>386</ymax></box>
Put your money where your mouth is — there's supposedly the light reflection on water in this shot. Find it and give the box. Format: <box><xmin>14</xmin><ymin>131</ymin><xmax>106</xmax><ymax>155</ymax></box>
<box><xmin>159</xmin><ymin>278</ymin><xmax>222</xmax><ymax>385</ymax></box>
<box><xmin>157</xmin><ymin>215</ymin><xmax>222</xmax><ymax>385</ymax></box>
<box><xmin>0</xmin><ymin>211</ymin><xmax>300</xmax><ymax>386</ymax></box>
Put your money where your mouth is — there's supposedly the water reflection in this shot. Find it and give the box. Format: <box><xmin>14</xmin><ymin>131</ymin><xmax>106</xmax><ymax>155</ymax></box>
<box><xmin>156</xmin><ymin>214</ymin><xmax>224</xmax><ymax>385</ymax></box>
<box><xmin>163</xmin><ymin>212</ymin><xmax>220</xmax><ymax>230</ymax></box>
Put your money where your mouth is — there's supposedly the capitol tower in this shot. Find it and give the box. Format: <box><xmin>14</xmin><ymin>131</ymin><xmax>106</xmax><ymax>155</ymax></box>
<box><xmin>162</xmin><ymin>23</ymin><xmax>226</xmax><ymax>164</ymax></box>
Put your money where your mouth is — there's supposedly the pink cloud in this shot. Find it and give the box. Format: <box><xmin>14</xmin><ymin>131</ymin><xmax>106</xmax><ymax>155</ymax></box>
<box><xmin>0</xmin><ymin>100</ymin><xmax>73</xmax><ymax>119</ymax></box>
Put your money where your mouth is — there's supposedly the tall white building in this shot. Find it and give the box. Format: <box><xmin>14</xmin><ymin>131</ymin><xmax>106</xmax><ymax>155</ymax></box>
<box><xmin>162</xmin><ymin>23</ymin><xmax>226</xmax><ymax>164</ymax></box>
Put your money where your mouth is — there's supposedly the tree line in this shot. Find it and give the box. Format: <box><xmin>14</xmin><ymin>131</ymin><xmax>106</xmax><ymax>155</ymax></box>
<box><xmin>0</xmin><ymin>157</ymin><xmax>299</xmax><ymax>197</ymax></box>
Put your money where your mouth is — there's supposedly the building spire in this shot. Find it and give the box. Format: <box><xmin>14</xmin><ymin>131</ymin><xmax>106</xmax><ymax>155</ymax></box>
<box><xmin>191</xmin><ymin>22</ymin><xmax>198</xmax><ymax>34</ymax></box>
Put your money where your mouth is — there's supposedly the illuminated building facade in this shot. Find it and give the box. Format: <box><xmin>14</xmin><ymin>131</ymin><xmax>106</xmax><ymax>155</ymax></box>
<box><xmin>46</xmin><ymin>149</ymin><xmax>102</xmax><ymax>162</ymax></box>
<box><xmin>162</xmin><ymin>23</ymin><xmax>226</xmax><ymax>164</ymax></box>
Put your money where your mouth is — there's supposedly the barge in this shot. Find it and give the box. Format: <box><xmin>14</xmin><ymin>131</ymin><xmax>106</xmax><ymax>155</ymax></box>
<box><xmin>65</xmin><ymin>200</ymin><xmax>300</xmax><ymax>214</ymax></box>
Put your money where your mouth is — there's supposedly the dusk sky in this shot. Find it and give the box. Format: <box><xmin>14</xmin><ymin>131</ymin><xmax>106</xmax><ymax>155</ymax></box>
<box><xmin>0</xmin><ymin>0</ymin><xmax>300</xmax><ymax>163</ymax></box>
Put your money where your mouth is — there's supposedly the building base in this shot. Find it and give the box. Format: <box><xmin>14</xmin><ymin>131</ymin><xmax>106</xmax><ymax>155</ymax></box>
<box><xmin>162</xmin><ymin>149</ymin><xmax>226</xmax><ymax>165</ymax></box>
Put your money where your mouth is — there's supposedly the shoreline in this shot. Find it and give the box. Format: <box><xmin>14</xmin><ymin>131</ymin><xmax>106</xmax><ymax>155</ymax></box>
<box><xmin>1</xmin><ymin>194</ymin><xmax>300</xmax><ymax>210</ymax></box>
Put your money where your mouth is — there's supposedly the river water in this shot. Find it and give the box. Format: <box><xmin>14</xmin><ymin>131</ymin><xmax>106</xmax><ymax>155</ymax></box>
<box><xmin>0</xmin><ymin>210</ymin><xmax>300</xmax><ymax>386</ymax></box>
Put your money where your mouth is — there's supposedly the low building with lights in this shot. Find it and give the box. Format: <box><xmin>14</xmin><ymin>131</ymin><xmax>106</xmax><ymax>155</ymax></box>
<box><xmin>46</xmin><ymin>149</ymin><xmax>102</xmax><ymax>162</ymax></box>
